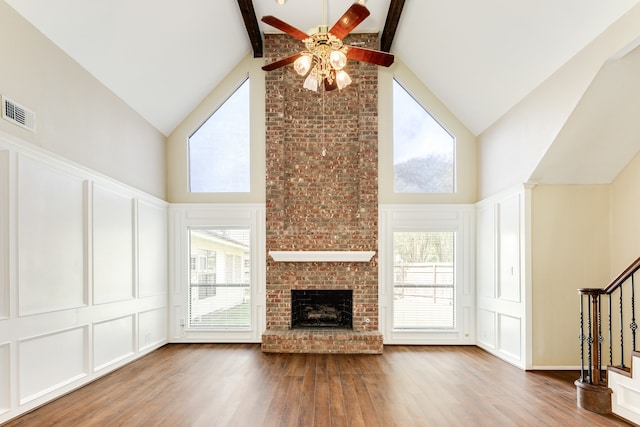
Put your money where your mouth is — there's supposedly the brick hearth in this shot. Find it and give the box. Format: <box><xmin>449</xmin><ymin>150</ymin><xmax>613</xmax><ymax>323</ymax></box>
<box><xmin>262</xmin><ymin>32</ymin><xmax>382</xmax><ymax>354</ymax></box>
<box><xmin>262</xmin><ymin>329</ymin><xmax>383</xmax><ymax>354</ymax></box>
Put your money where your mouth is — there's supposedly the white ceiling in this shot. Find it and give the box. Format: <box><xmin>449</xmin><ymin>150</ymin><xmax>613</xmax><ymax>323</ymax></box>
<box><xmin>5</xmin><ymin>0</ymin><xmax>640</xmax><ymax>139</ymax></box>
<box><xmin>529</xmin><ymin>45</ymin><xmax>640</xmax><ymax>184</ymax></box>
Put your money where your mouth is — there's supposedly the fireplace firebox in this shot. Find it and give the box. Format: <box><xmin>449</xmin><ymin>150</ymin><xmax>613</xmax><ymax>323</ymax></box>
<box><xmin>291</xmin><ymin>290</ymin><xmax>353</xmax><ymax>329</ymax></box>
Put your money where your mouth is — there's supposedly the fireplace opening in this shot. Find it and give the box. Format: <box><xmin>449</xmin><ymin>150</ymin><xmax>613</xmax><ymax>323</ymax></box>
<box><xmin>291</xmin><ymin>290</ymin><xmax>353</xmax><ymax>329</ymax></box>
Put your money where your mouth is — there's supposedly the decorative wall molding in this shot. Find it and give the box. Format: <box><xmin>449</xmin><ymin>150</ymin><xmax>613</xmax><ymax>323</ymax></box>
<box><xmin>475</xmin><ymin>185</ymin><xmax>531</xmax><ymax>370</ymax></box>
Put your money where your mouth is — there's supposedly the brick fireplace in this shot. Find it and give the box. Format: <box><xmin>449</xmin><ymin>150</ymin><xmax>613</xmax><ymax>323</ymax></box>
<box><xmin>261</xmin><ymin>32</ymin><xmax>383</xmax><ymax>354</ymax></box>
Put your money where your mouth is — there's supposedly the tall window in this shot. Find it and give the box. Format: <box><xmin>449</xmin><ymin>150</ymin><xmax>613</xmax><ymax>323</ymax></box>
<box><xmin>188</xmin><ymin>228</ymin><xmax>251</xmax><ymax>329</ymax></box>
<box><xmin>393</xmin><ymin>79</ymin><xmax>455</xmax><ymax>193</ymax></box>
<box><xmin>393</xmin><ymin>231</ymin><xmax>455</xmax><ymax>329</ymax></box>
<box><xmin>189</xmin><ymin>79</ymin><xmax>250</xmax><ymax>193</ymax></box>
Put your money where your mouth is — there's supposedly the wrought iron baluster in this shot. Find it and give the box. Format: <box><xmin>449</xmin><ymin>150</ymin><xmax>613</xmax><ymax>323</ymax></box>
<box><xmin>587</xmin><ymin>294</ymin><xmax>593</xmax><ymax>383</ymax></box>
<box><xmin>632</xmin><ymin>275</ymin><xmax>637</xmax><ymax>352</ymax></box>
<box><xmin>579</xmin><ymin>293</ymin><xmax>585</xmax><ymax>383</ymax></box>
<box><xmin>598</xmin><ymin>294</ymin><xmax>603</xmax><ymax>382</ymax></box>
<box><xmin>609</xmin><ymin>294</ymin><xmax>613</xmax><ymax>366</ymax></box>
<box><xmin>620</xmin><ymin>287</ymin><xmax>626</xmax><ymax>368</ymax></box>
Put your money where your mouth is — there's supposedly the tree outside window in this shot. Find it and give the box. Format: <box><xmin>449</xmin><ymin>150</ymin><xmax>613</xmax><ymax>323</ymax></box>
<box><xmin>393</xmin><ymin>79</ymin><xmax>455</xmax><ymax>193</ymax></box>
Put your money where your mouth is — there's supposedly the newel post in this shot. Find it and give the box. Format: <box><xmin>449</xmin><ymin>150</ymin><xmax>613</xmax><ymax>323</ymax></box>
<box><xmin>576</xmin><ymin>288</ymin><xmax>611</xmax><ymax>414</ymax></box>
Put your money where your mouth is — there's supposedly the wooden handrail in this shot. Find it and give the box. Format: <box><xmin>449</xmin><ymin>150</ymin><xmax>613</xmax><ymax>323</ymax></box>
<box><xmin>603</xmin><ymin>256</ymin><xmax>640</xmax><ymax>294</ymax></box>
<box><xmin>577</xmin><ymin>288</ymin><xmax>605</xmax><ymax>295</ymax></box>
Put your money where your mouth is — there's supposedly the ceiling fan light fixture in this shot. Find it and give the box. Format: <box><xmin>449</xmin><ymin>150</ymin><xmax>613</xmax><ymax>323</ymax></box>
<box><xmin>276</xmin><ymin>0</ymin><xmax>286</xmax><ymax>5</ymax></box>
<box><xmin>303</xmin><ymin>73</ymin><xmax>320</xmax><ymax>92</ymax></box>
<box><xmin>294</xmin><ymin>55</ymin><xmax>312</xmax><ymax>76</ymax></box>
<box><xmin>261</xmin><ymin>4</ymin><xmax>394</xmax><ymax>91</ymax></box>
<box><xmin>329</xmin><ymin>50</ymin><xmax>347</xmax><ymax>71</ymax></box>
<box><xmin>335</xmin><ymin>70</ymin><xmax>352</xmax><ymax>90</ymax></box>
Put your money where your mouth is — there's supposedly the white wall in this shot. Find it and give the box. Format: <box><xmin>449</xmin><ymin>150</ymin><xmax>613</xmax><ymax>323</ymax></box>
<box><xmin>0</xmin><ymin>134</ymin><xmax>168</xmax><ymax>423</ymax></box>
<box><xmin>0</xmin><ymin>2</ymin><xmax>166</xmax><ymax>199</ymax></box>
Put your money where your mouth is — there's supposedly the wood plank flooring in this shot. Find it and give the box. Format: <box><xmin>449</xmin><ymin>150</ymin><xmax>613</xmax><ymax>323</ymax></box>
<box><xmin>3</xmin><ymin>344</ymin><xmax>631</xmax><ymax>426</ymax></box>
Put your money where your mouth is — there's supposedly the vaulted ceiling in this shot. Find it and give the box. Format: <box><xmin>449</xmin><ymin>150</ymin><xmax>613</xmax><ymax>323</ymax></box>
<box><xmin>4</xmin><ymin>0</ymin><xmax>640</xmax><ymax>190</ymax></box>
<box><xmin>5</xmin><ymin>0</ymin><xmax>640</xmax><ymax>185</ymax></box>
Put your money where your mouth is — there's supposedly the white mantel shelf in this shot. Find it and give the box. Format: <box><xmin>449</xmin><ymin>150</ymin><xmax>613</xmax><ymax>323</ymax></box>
<box><xmin>269</xmin><ymin>251</ymin><xmax>376</xmax><ymax>263</ymax></box>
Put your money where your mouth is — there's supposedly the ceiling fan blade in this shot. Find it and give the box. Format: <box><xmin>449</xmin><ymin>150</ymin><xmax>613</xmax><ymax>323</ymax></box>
<box><xmin>261</xmin><ymin>16</ymin><xmax>309</xmax><ymax>41</ymax></box>
<box><xmin>262</xmin><ymin>53</ymin><xmax>303</xmax><ymax>71</ymax></box>
<box><xmin>346</xmin><ymin>46</ymin><xmax>394</xmax><ymax>67</ymax></box>
<box><xmin>329</xmin><ymin>4</ymin><xmax>370</xmax><ymax>39</ymax></box>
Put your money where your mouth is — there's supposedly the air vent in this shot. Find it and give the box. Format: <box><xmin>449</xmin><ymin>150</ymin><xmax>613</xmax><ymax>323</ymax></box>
<box><xmin>2</xmin><ymin>96</ymin><xmax>36</xmax><ymax>132</ymax></box>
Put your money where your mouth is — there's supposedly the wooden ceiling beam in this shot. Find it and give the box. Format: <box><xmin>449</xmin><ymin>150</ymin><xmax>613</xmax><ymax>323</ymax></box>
<box><xmin>380</xmin><ymin>0</ymin><xmax>405</xmax><ymax>53</ymax></box>
<box><xmin>237</xmin><ymin>0</ymin><xmax>263</xmax><ymax>58</ymax></box>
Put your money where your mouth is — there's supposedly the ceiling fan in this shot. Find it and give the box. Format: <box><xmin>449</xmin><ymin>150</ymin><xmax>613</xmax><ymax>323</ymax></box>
<box><xmin>261</xmin><ymin>3</ymin><xmax>394</xmax><ymax>92</ymax></box>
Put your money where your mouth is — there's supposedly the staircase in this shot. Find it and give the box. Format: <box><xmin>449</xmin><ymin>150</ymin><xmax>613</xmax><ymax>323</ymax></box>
<box><xmin>577</xmin><ymin>256</ymin><xmax>640</xmax><ymax>423</ymax></box>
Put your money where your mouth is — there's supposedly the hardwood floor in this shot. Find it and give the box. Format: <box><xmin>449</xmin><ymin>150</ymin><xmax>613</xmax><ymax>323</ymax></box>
<box><xmin>3</xmin><ymin>344</ymin><xmax>631</xmax><ymax>426</ymax></box>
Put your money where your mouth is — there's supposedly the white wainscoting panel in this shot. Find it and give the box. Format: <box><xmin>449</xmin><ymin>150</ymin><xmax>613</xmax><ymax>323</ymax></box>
<box><xmin>19</xmin><ymin>326</ymin><xmax>87</xmax><ymax>404</ymax></box>
<box><xmin>476</xmin><ymin>185</ymin><xmax>531</xmax><ymax>369</ymax></box>
<box><xmin>93</xmin><ymin>184</ymin><xmax>134</xmax><ymax>304</ymax></box>
<box><xmin>0</xmin><ymin>151</ymin><xmax>8</xmax><ymax>319</ymax></box>
<box><xmin>477</xmin><ymin>308</ymin><xmax>496</xmax><ymax>349</ymax></box>
<box><xmin>138</xmin><ymin>200</ymin><xmax>168</xmax><ymax>297</ymax></box>
<box><xmin>0</xmin><ymin>133</ymin><xmax>168</xmax><ymax>424</ymax></box>
<box><xmin>0</xmin><ymin>342</ymin><xmax>9</xmax><ymax>412</ymax></box>
<box><xmin>139</xmin><ymin>308</ymin><xmax>167</xmax><ymax>351</ymax></box>
<box><xmin>497</xmin><ymin>194</ymin><xmax>521</xmax><ymax>302</ymax></box>
<box><xmin>498</xmin><ymin>313</ymin><xmax>522</xmax><ymax>361</ymax></box>
<box><xmin>476</xmin><ymin>203</ymin><xmax>496</xmax><ymax>299</ymax></box>
<box><xmin>93</xmin><ymin>315</ymin><xmax>135</xmax><ymax>372</ymax></box>
<box><xmin>17</xmin><ymin>154</ymin><xmax>85</xmax><ymax>315</ymax></box>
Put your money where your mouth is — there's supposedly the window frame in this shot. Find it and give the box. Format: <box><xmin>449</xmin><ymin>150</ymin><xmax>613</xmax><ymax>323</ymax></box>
<box><xmin>187</xmin><ymin>77</ymin><xmax>251</xmax><ymax>194</ymax></box>
<box><xmin>377</xmin><ymin>61</ymin><xmax>476</xmax><ymax>204</ymax></box>
<box><xmin>168</xmin><ymin>204</ymin><xmax>266</xmax><ymax>343</ymax></box>
<box><xmin>379</xmin><ymin>204</ymin><xmax>475</xmax><ymax>345</ymax></box>
<box><xmin>392</xmin><ymin>78</ymin><xmax>456</xmax><ymax>194</ymax></box>
<box><xmin>166</xmin><ymin>55</ymin><xmax>266</xmax><ymax>204</ymax></box>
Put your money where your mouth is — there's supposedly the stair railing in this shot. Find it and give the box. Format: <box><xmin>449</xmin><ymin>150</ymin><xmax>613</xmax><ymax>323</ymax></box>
<box><xmin>578</xmin><ymin>256</ymin><xmax>640</xmax><ymax>387</ymax></box>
